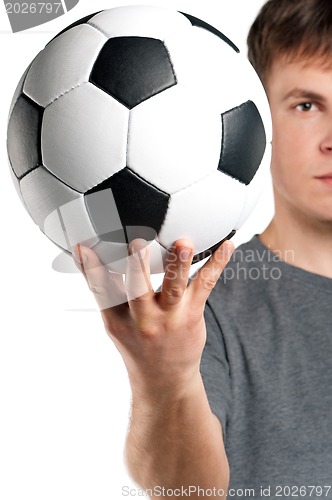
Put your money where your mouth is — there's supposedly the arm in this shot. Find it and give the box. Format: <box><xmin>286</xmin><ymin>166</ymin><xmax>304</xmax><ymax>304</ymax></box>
<box><xmin>74</xmin><ymin>237</ymin><xmax>233</xmax><ymax>498</ymax></box>
<box><xmin>126</xmin><ymin>373</ymin><xmax>230</xmax><ymax>498</ymax></box>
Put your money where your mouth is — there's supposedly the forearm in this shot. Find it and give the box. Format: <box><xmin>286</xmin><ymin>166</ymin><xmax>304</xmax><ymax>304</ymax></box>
<box><xmin>124</xmin><ymin>372</ymin><xmax>229</xmax><ymax>498</ymax></box>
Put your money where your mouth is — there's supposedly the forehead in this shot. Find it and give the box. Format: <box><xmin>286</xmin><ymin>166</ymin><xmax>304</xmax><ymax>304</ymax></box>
<box><xmin>265</xmin><ymin>55</ymin><xmax>332</xmax><ymax>98</ymax></box>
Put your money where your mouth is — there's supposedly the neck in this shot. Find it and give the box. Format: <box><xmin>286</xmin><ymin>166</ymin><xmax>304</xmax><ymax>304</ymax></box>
<box><xmin>259</xmin><ymin>197</ymin><xmax>332</xmax><ymax>279</ymax></box>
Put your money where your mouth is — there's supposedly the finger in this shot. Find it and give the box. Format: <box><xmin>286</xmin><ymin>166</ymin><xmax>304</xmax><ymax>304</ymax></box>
<box><xmin>187</xmin><ymin>240</ymin><xmax>234</xmax><ymax>306</ymax></box>
<box><xmin>125</xmin><ymin>238</ymin><xmax>154</xmax><ymax>316</ymax></box>
<box><xmin>158</xmin><ymin>238</ymin><xmax>194</xmax><ymax>310</ymax></box>
<box><xmin>72</xmin><ymin>244</ymin><xmax>128</xmax><ymax>312</ymax></box>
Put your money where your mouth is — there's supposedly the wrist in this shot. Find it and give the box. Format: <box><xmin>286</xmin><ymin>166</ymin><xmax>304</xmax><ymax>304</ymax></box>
<box><xmin>129</xmin><ymin>367</ymin><xmax>205</xmax><ymax>408</ymax></box>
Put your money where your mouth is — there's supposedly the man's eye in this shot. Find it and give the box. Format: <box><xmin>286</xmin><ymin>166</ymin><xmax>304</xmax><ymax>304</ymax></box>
<box><xmin>296</xmin><ymin>102</ymin><xmax>318</xmax><ymax>111</ymax></box>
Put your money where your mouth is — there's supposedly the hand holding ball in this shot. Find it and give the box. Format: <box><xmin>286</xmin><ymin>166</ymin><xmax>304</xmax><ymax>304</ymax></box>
<box><xmin>7</xmin><ymin>6</ymin><xmax>271</xmax><ymax>273</ymax></box>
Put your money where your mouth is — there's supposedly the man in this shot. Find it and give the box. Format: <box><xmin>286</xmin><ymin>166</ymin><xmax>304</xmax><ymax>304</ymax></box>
<box><xmin>199</xmin><ymin>0</ymin><xmax>332</xmax><ymax>494</ymax></box>
<box><xmin>73</xmin><ymin>0</ymin><xmax>332</xmax><ymax>497</ymax></box>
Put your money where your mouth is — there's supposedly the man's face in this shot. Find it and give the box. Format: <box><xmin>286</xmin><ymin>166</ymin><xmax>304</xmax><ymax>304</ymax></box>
<box><xmin>265</xmin><ymin>56</ymin><xmax>332</xmax><ymax>223</ymax></box>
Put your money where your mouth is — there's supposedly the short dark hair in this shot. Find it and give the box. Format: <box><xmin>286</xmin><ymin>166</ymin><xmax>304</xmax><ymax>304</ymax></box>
<box><xmin>247</xmin><ymin>0</ymin><xmax>332</xmax><ymax>85</ymax></box>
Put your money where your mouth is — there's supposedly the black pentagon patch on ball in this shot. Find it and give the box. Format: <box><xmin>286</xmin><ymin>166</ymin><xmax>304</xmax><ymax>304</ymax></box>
<box><xmin>7</xmin><ymin>94</ymin><xmax>43</xmax><ymax>179</ymax></box>
<box><xmin>85</xmin><ymin>167</ymin><xmax>170</xmax><ymax>244</ymax></box>
<box><xmin>218</xmin><ymin>100</ymin><xmax>266</xmax><ymax>185</ymax></box>
<box><xmin>180</xmin><ymin>12</ymin><xmax>239</xmax><ymax>53</ymax></box>
<box><xmin>90</xmin><ymin>37</ymin><xmax>177</xmax><ymax>109</ymax></box>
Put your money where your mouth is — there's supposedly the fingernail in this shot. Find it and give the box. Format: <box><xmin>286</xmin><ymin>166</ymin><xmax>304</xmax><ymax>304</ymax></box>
<box><xmin>72</xmin><ymin>244</ymin><xmax>88</xmax><ymax>264</ymax></box>
<box><xmin>179</xmin><ymin>248</ymin><xmax>192</xmax><ymax>261</ymax></box>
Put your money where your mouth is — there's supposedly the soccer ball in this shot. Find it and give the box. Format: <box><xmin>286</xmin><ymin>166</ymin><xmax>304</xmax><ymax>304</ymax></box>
<box><xmin>7</xmin><ymin>6</ymin><xmax>271</xmax><ymax>274</ymax></box>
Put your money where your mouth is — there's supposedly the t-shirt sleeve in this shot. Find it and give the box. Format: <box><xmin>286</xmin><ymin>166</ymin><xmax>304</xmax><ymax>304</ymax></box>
<box><xmin>200</xmin><ymin>299</ymin><xmax>232</xmax><ymax>442</ymax></box>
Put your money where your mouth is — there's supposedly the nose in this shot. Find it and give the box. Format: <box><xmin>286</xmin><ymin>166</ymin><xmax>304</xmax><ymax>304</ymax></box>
<box><xmin>320</xmin><ymin>141</ymin><xmax>332</xmax><ymax>154</ymax></box>
<box><xmin>320</xmin><ymin>124</ymin><xmax>332</xmax><ymax>154</ymax></box>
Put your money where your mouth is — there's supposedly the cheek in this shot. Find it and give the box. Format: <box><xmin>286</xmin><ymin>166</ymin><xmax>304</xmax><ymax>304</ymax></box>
<box><xmin>271</xmin><ymin>127</ymin><xmax>290</xmax><ymax>177</ymax></box>
<box><xmin>270</xmin><ymin>119</ymin><xmax>303</xmax><ymax>195</ymax></box>
<box><xmin>271</xmin><ymin>115</ymin><xmax>303</xmax><ymax>175</ymax></box>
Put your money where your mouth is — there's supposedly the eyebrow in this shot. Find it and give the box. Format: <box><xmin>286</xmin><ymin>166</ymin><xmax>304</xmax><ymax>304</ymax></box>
<box><xmin>283</xmin><ymin>88</ymin><xmax>326</xmax><ymax>102</ymax></box>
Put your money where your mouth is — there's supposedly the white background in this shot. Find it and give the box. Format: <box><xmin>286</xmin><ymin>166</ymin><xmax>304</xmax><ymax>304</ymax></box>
<box><xmin>0</xmin><ymin>1</ymin><xmax>272</xmax><ymax>499</ymax></box>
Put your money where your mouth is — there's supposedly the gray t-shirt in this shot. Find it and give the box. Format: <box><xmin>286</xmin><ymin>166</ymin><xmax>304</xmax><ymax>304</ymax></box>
<box><xmin>200</xmin><ymin>235</ymin><xmax>332</xmax><ymax>499</ymax></box>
